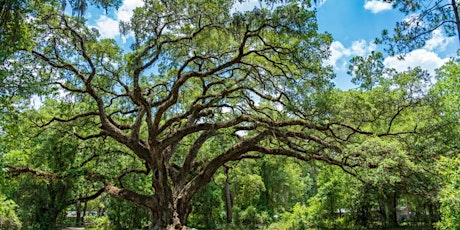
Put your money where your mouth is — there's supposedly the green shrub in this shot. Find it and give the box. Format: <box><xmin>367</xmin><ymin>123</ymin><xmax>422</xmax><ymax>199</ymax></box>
<box><xmin>267</xmin><ymin>203</ymin><xmax>310</xmax><ymax>230</ymax></box>
<box><xmin>0</xmin><ymin>196</ymin><xmax>21</xmax><ymax>230</ymax></box>
<box><xmin>85</xmin><ymin>215</ymin><xmax>111</xmax><ymax>230</ymax></box>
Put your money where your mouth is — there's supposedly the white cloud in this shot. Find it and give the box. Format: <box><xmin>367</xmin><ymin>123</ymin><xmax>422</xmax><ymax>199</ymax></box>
<box><xmin>93</xmin><ymin>0</ymin><xmax>144</xmax><ymax>40</ymax></box>
<box><xmin>232</xmin><ymin>0</ymin><xmax>261</xmax><ymax>13</ymax></box>
<box><xmin>117</xmin><ymin>0</ymin><xmax>144</xmax><ymax>22</ymax></box>
<box><xmin>95</xmin><ymin>15</ymin><xmax>119</xmax><ymax>38</ymax></box>
<box><xmin>383</xmin><ymin>49</ymin><xmax>449</xmax><ymax>75</ymax></box>
<box><xmin>327</xmin><ymin>40</ymin><xmax>376</xmax><ymax>69</ymax></box>
<box><xmin>424</xmin><ymin>29</ymin><xmax>454</xmax><ymax>51</ymax></box>
<box><xmin>364</xmin><ymin>0</ymin><xmax>392</xmax><ymax>14</ymax></box>
<box><xmin>328</xmin><ymin>41</ymin><xmax>350</xmax><ymax>67</ymax></box>
<box><xmin>351</xmin><ymin>40</ymin><xmax>377</xmax><ymax>56</ymax></box>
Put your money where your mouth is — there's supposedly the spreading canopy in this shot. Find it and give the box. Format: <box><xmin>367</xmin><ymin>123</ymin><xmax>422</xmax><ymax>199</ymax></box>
<box><xmin>2</xmin><ymin>0</ymin><xmax>432</xmax><ymax>228</ymax></box>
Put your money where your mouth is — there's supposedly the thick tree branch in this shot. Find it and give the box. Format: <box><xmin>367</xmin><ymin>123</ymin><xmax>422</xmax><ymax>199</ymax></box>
<box><xmin>104</xmin><ymin>182</ymin><xmax>158</xmax><ymax>210</ymax></box>
<box><xmin>5</xmin><ymin>166</ymin><xmax>63</xmax><ymax>179</ymax></box>
<box><xmin>162</xmin><ymin>113</ymin><xmax>245</xmax><ymax>141</ymax></box>
<box><xmin>66</xmin><ymin>187</ymin><xmax>105</xmax><ymax>206</ymax></box>
<box><xmin>179</xmin><ymin>130</ymin><xmax>216</xmax><ymax>185</ymax></box>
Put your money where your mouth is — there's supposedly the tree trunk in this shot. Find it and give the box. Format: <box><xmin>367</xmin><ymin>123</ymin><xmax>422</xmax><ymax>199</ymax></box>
<box><xmin>82</xmin><ymin>200</ymin><xmax>88</xmax><ymax>224</ymax></box>
<box><xmin>36</xmin><ymin>207</ymin><xmax>60</xmax><ymax>230</ymax></box>
<box><xmin>378</xmin><ymin>199</ymin><xmax>387</xmax><ymax>225</ymax></box>
<box><xmin>427</xmin><ymin>202</ymin><xmax>439</xmax><ymax>225</ymax></box>
<box><xmin>76</xmin><ymin>202</ymin><xmax>82</xmax><ymax>227</ymax></box>
<box><xmin>146</xmin><ymin>195</ymin><xmax>192</xmax><ymax>230</ymax></box>
<box><xmin>388</xmin><ymin>193</ymin><xmax>398</xmax><ymax>228</ymax></box>
<box><xmin>385</xmin><ymin>190</ymin><xmax>398</xmax><ymax>228</ymax></box>
<box><xmin>105</xmin><ymin>176</ymin><xmax>195</xmax><ymax>229</ymax></box>
<box><xmin>224</xmin><ymin>166</ymin><xmax>233</xmax><ymax>224</ymax></box>
<box><xmin>356</xmin><ymin>202</ymin><xmax>370</xmax><ymax>227</ymax></box>
<box><xmin>451</xmin><ymin>0</ymin><xmax>460</xmax><ymax>44</ymax></box>
<box><xmin>149</xmin><ymin>208</ymin><xmax>190</xmax><ymax>229</ymax></box>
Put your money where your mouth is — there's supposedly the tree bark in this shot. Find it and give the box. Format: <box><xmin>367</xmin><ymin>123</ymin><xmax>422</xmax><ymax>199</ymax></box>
<box><xmin>378</xmin><ymin>200</ymin><xmax>387</xmax><ymax>226</ymax></box>
<box><xmin>224</xmin><ymin>165</ymin><xmax>233</xmax><ymax>224</ymax></box>
<box><xmin>105</xmin><ymin>182</ymin><xmax>192</xmax><ymax>229</ymax></box>
<box><xmin>83</xmin><ymin>200</ymin><xmax>88</xmax><ymax>223</ymax></box>
<box><xmin>35</xmin><ymin>206</ymin><xmax>61</xmax><ymax>230</ymax></box>
<box><xmin>148</xmin><ymin>199</ymin><xmax>191</xmax><ymax>230</ymax></box>
<box><xmin>356</xmin><ymin>202</ymin><xmax>370</xmax><ymax>227</ymax></box>
<box><xmin>384</xmin><ymin>190</ymin><xmax>398</xmax><ymax>228</ymax></box>
<box><xmin>76</xmin><ymin>202</ymin><xmax>82</xmax><ymax>227</ymax></box>
<box><xmin>389</xmin><ymin>192</ymin><xmax>398</xmax><ymax>228</ymax></box>
<box><xmin>451</xmin><ymin>0</ymin><xmax>460</xmax><ymax>43</ymax></box>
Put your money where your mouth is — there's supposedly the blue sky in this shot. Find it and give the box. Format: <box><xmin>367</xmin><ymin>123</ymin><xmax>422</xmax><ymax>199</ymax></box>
<box><xmin>316</xmin><ymin>0</ymin><xmax>457</xmax><ymax>88</ymax></box>
<box><xmin>84</xmin><ymin>0</ymin><xmax>458</xmax><ymax>89</ymax></box>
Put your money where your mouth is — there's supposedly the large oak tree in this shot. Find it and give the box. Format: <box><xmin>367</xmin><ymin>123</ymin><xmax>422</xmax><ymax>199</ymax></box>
<box><xmin>4</xmin><ymin>0</ymin><xmax>425</xmax><ymax>229</ymax></box>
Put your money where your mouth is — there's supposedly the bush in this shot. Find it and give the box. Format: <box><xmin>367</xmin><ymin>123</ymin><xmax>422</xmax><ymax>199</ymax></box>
<box><xmin>0</xmin><ymin>196</ymin><xmax>21</xmax><ymax>230</ymax></box>
<box><xmin>232</xmin><ymin>205</ymin><xmax>271</xmax><ymax>229</ymax></box>
<box><xmin>85</xmin><ymin>215</ymin><xmax>111</xmax><ymax>230</ymax></box>
<box><xmin>267</xmin><ymin>203</ymin><xmax>310</xmax><ymax>230</ymax></box>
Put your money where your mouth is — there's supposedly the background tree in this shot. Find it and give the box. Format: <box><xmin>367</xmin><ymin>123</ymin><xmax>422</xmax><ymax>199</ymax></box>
<box><xmin>330</xmin><ymin>62</ymin><xmax>443</xmax><ymax>228</ymax></box>
<box><xmin>378</xmin><ymin>0</ymin><xmax>460</xmax><ymax>55</ymax></box>
<box><xmin>0</xmin><ymin>101</ymin><xmax>133</xmax><ymax>229</ymax></box>
<box><xmin>430</xmin><ymin>56</ymin><xmax>460</xmax><ymax>229</ymax></box>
